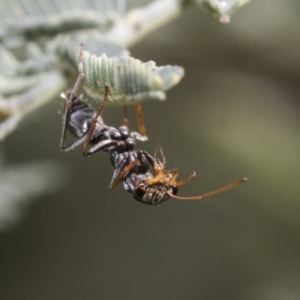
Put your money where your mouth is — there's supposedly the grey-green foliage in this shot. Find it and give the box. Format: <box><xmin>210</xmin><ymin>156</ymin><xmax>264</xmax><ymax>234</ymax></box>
<box><xmin>52</xmin><ymin>32</ymin><xmax>184</xmax><ymax>105</ymax></box>
<box><xmin>0</xmin><ymin>156</ymin><xmax>67</xmax><ymax>230</ymax></box>
<box><xmin>0</xmin><ymin>0</ymin><xmax>116</xmax><ymax>42</ymax></box>
<box><xmin>0</xmin><ymin>0</ymin><xmax>250</xmax><ymax>140</ymax></box>
<box><xmin>0</xmin><ymin>0</ymin><xmax>187</xmax><ymax>140</ymax></box>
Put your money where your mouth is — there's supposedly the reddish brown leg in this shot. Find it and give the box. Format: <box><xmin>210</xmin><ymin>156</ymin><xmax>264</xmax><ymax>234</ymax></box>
<box><xmin>123</xmin><ymin>105</ymin><xmax>129</xmax><ymax>127</ymax></box>
<box><xmin>110</xmin><ymin>160</ymin><xmax>140</xmax><ymax>189</ymax></box>
<box><xmin>135</xmin><ymin>103</ymin><xmax>147</xmax><ymax>137</ymax></box>
<box><xmin>175</xmin><ymin>172</ymin><xmax>196</xmax><ymax>187</ymax></box>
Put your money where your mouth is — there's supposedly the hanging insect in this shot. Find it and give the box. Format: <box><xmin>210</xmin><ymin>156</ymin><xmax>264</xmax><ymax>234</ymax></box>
<box><xmin>60</xmin><ymin>89</ymin><xmax>247</xmax><ymax>205</ymax></box>
<box><xmin>60</xmin><ymin>58</ymin><xmax>247</xmax><ymax>205</ymax></box>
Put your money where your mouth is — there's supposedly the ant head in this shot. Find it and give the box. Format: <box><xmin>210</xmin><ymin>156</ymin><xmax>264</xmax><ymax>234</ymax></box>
<box><xmin>133</xmin><ymin>182</ymin><xmax>174</xmax><ymax>205</ymax></box>
<box><xmin>141</xmin><ymin>148</ymin><xmax>246</xmax><ymax>202</ymax></box>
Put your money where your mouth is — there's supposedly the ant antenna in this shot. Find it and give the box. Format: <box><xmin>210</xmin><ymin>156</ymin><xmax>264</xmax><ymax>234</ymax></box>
<box><xmin>153</xmin><ymin>146</ymin><xmax>166</xmax><ymax>166</ymax></box>
<box><xmin>168</xmin><ymin>178</ymin><xmax>248</xmax><ymax>201</ymax></box>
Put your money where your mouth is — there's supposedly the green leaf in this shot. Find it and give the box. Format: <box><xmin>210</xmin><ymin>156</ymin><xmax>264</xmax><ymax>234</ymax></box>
<box><xmin>52</xmin><ymin>32</ymin><xmax>184</xmax><ymax>105</ymax></box>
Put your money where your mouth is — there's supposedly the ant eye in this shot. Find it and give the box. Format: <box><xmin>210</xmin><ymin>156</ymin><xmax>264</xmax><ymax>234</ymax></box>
<box><xmin>172</xmin><ymin>185</ymin><xmax>178</xmax><ymax>195</ymax></box>
<box><xmin>134</xmin><ymin>186</ymin><xmax>146</xmax><ymax>199</ymax></box>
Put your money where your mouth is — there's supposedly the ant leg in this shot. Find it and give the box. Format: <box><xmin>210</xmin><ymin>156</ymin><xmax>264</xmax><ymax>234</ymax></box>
<box><xmin>175</xmin><ymin>171</ymin><xmax>196</xmax><ymax>187</ymax></box>
<box><xmin>123</xmin><ymin>105</ymin><xmax>129</xmax><ymax>127</ymax></box>
<box><xmin>169</xmin><ymin>178</ymin><xmax>248</xmax><ymax>201</ymax></box>
<box><xmin>60</xmin><ymin>44</ymin><xmax>84</xmax><ymax>150</ymax></box>
<box><xmin>82</xmin><ymin>83</ymin><xmax>109</xmax><ymax>154</ymax></box>
<box><xmin>143</xmin><ymin>173</ymin><xmax>170</xmax><ymax>186</ymax></box>
<box><xmin>110</xmin><ymin>159</ymin><xmax>140</xmax><ymax>189</ymax></box>
<box><xmin>61</xmin><ymin>134</ymin><xmax>87</xmax><ymax>152</ymax></box>
<box><xmin>60</xmin><ymin>93</ymin><xmax>73</xmax><ymax>150</ymax></box>
<box><xmin>128</xmin><ymin>104</ymin><xmax>148</xmax><ymax>141</ymax></box>
<box><xmin>135</xmin><ymin>103</ymin><xmax>147</xmax><ymax>137</ymax></box>
<box><xmin>70</xmin><ymin>43</ymin><xmax>85</xmax><ymax>101</ymax></box>
<box><xmin>84</xmin><ymin>140</ymin><xmax>119</xmax><ymax>157</ymax></box>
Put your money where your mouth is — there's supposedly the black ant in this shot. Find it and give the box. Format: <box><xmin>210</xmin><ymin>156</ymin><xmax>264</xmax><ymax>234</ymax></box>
<box><xmin>60</xmin><ymin>85</ymin><xmax>247</xmax><ymax>205</ymax></box>
<box><xmin>60</xmin><ymin>44</ymin><xmax>247</xmax><ymax>205</ymax></box>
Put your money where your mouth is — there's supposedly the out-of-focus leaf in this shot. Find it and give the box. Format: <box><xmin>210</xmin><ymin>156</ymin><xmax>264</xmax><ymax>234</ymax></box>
<box><xmin>0</xmin><ymin>0</ymin><xmax>119</xmax><ymax>43</ymax></box>
<box><xmin>53</xmin><ymin>32</ymin><xmax>184</xmax><ymax>105</ymax></box>
<box><xmin>0</xmin><ymin>70</ymin><xmax>67</xmax><ymax>140</ymax></box>
<box><xmin>0</xmin><ymin>157</ymin><xmax>68</xmax><ymax>230</ymax></box>
<box><xmin>197</xmin><ymin>0</ymin><xmax>250</xmax><ymax>23</ymax></box>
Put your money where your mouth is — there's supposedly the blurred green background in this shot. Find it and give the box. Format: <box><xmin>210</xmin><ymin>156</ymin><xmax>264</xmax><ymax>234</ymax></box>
<box><xmin>1</xmin><ymin>0</ymin><xmax>300</xmax><ymax>299</ymax></box>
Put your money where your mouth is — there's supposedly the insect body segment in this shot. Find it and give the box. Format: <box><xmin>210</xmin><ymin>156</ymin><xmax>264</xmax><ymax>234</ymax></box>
<box><xmin>60</xmin><ymin>44</ymin><xmax>247</xmax><ymax>205</ymax></box>
<box><xmin>60</xmin><ymin>90</ymin><xmax>247</xmax><ymax>205</ymax></box>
